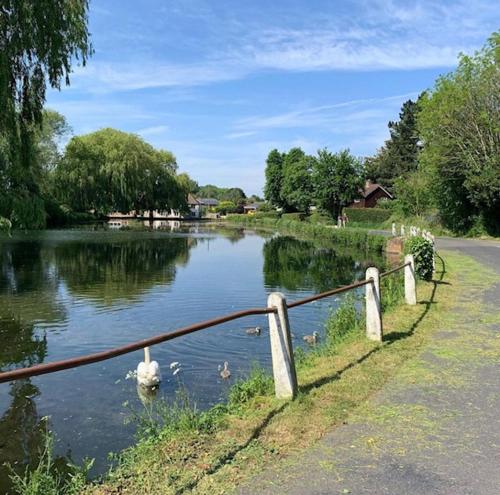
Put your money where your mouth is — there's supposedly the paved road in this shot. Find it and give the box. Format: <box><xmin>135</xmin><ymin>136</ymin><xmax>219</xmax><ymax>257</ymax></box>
<box><xmin>237</xmin><ymin>237</ymin><xmax>500</xmax><ymax>495</ymax></box>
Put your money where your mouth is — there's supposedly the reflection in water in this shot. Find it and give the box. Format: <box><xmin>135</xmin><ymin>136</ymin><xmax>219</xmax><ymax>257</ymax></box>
<box><xmin>263</xmin><ymin>236</ymin><xmax>385</xmax><ymax>293</ymax></box>
<box><xmin>0</xmin><ymin>315</ymin><xmax>48</xmax><ymax>493</ymax></box>
<box><xmin>54</xmin><ymin>236</ymin><xmax>193</xmax><ymax>305</ymax></box>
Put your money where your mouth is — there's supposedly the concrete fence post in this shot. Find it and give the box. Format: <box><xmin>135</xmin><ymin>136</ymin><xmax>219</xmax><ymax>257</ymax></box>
<box><xmin>404</xmin><ymin>254</ymin><xmax>417</xmax><ymax>305</ymax></box>
<box><xmin>267</xmin><ymin>292</ymin><xmax>297</xmax><ymax>399</ymax></box>
<box><xmin>365</xmin><ymin>267</ymin><xmax>383</xmax><ymax>342</ymax></box>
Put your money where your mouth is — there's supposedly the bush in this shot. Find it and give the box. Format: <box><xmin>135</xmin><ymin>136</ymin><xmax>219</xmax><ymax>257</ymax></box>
<box><xmin>307</xmin><ymin>212</ymin><xmax>332</xmax><ymax>224</ymax></box>
<box><xmin>0</xmin><ymin>216</ymin><xmax>11</xmax><ymax>234</ymax></box>
<box><xmin>254</xmin><ymin>210</ymin><xmax>280</xmax><ymax>220</ymax></box>
<box><xmin>281</xmin><ymin>212</ymin><xmax>305</xmax><ymax>222</ymax></box>
<box><xmin>343</xmin><ymin>207</ymin><xmax>391</xmax><ymax>224</ymax></box>
<box><xmin>404</xmin><ymin>236</ymin><xmax>434</xmax><ymax>281</ymax></box>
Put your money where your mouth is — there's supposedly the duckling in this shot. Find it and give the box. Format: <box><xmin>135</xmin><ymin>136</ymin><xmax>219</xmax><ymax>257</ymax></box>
<box><xmin>303</xmin><ymin>331</ymin><xmax>319</xmax><ymax>345</ymax></box>
<box><xmin>219</xmin><ymin>361</ymin><xmax>231</xmax><ymax>379</ymax></box>
<box><xmin>245</xmin><ymin>326</ymin><xmax>261</xmax><ymax>335</ymax></box>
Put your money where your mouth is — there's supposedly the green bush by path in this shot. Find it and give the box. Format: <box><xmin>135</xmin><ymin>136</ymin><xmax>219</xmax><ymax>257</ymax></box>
<box><xmin>343</xmin><ymin>207</ymin><xmax>392</xmax><ymax>225</ymax></box>
<box><xmin>404</xmin><ymin>236</ymin><xmax>434</xmax><ymax>281</ymax></box>
<box><xmin>225</xmin><ymin>214</ymin><xmax>386</xmax><ymax>252</ymax></box>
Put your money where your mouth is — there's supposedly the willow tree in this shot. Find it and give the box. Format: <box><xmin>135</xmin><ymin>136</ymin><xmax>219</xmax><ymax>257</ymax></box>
<box><xmin>0</xmin><ymin>0</ymin><xmax>92</xmax><ymax>227</ymax></box>
<box><xmin>55</xmin><ymin>128</ymin><xmax>186</xmax><ymax>216</ymax></box>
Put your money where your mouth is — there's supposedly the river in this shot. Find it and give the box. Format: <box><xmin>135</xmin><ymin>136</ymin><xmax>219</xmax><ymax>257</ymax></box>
<box><xmin>0</xmin><ymin>222</ymin><xmax>385</xmax><ymax>492</ymax></box>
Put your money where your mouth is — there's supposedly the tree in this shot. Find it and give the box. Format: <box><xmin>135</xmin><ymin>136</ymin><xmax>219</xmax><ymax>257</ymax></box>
<box><xmin>365</xmin><ymin>97</ymin><xmax>422</xmax><ymax>191</ymax></box>
<box><xmin>55</xmin><ymin>128</ymin><xmax>185</xmax><ymax>216</ymax></box>
<box><xmin>312</xmin><ymin>149</ymin><xmax>364</xmax><ymax>218</ymax></box>
<box><xmin>264</xmin><ymin>149</ymin><xmax>284</xmax><ymax>207</ymax></box>
<box><xmin>281</xmin><ymin>148</ymin><xmax>314</xmax><ymax>212</ymax></box>
<box><xmin>418</xmin><ymin>32</ymin><xmax>500</xmax><ymax>233</ymax></box>
<box><xmin>176</xmin><ymin>173</ymin><xmax>199</xmax><ymax>195</ymax></box>
<box><xmin>393</xmin><ymin>171</ymin><xmax>433</xmax><ymax>217</ymax></box>
<box><xmin>0</xmin><ymin>0</ymin><xmax>92</xmax><ymax>228</ymax></box>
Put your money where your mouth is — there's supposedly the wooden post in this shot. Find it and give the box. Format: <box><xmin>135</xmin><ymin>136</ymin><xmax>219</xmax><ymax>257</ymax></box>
<box><xmin>267</xmin><ymin>292</ymin><xmax>297</xmax><ymax>399</ymax></box>
<box><xmin>404</xmin><ymin>254</ymin><xmax>417</xmax><ymax>305</ymax></box>
<box><xmin>365</xmin><ymin>267</ymin><xmax>383</xmax><ymax>342</ymax></box>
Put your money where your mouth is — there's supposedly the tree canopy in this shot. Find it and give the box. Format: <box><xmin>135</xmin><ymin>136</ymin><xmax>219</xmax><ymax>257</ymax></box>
<box><xmin>312</xmin><ymin>149</ymin><xmax>364</xmax><ymax>218</ymax></box>
<box><xmin>0</xmin><ymin>0</ymin><xmax>92</xmax><ymax>228</ymax></box>
<box><xmin>365</xmin><ymin>97</ymin><xmax>422</xmax><ymax>191</ymax></box>
<box><xmin>418</xmin><ymin>32</ymin><xmax>500</xmax><ymax>233</ymax></box>
<box><xmin>54</xmin><ymin>128</ymin><xmax>186</xmax><ymax>215</ymax></box>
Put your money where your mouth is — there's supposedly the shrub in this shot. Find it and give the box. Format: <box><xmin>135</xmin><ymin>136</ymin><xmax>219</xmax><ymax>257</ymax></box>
<box><xmin>254</xmin><ymin>210</ymin><xmax>280</xmax><ymax>220</ymax></box>
<box><xmin>281</xmin><ymin>212</ymin><xmax>305</xmax><ymax>222</ymax></box>
<box><xmin>404</xmin><ymin>236</ymin><xmax>434</xmax><ymax>281</ymax></box>
<box><xmin>307</xmin><ymin>212</ymin><xmax>332</xmax><ymax>224</ymax></box>
<box><xmin>0</xmin><ymin>216</ymin><xmax>11</xmax><ymax>234</ymax></box>
<box><xmin>343</xmin><ymin>207</ymin><xmax>391</xmax><ymax>224</ymax></box>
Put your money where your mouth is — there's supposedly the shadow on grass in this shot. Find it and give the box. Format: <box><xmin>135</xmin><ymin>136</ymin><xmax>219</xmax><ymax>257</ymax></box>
<box><xmin>177</xmin><ymin>253</ymin><xmax>448</xmax><ymax>494</ymax></box>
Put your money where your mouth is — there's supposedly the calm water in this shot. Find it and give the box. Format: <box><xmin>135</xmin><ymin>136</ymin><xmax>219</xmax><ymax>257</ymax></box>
<box><xmin>0</xmin><ymin>223</ymin><xmax>384</xmax><ymax>492</ymax></box>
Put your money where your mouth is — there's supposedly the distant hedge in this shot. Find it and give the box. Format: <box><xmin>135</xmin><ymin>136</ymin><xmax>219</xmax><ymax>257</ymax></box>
<box><xmin>225</xmin><ymin>214</ymin><xmax>386</xmax><ymax>252</ymax></box>
<box><xmin>344</xmin><ymin>207</ymin><xmax>391</xmax><ymax>224</ymax></box>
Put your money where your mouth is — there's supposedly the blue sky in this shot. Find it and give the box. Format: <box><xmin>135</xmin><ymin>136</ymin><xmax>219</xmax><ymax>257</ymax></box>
<box><xmin>46</xmin><ymin>0</ymin><xmax>499</xmax><ymax>195</ymax></box>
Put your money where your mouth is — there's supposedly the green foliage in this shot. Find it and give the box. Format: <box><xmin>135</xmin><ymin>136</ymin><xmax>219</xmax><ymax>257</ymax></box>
<box><xmin>254</xmin><ymin>210</ymin><xmax>280</xmax><ymax>219</ymax></box>
<box><xmin>404</xmin><ymin>237</ymin><xmax>434</xmax><ymax>281</ymax></box>
<box><xmin>418</xmin><ymin>32</ymin><xmax>500</xmax><ymax>233</ymax></box>
<box><xmin>0</xmin><ymin>216</ymin><xmax>12</xmax><ymax>234</ymax></box>
<box><xmin>226</xmin><ymin>215</ymin><xmax>387</xmax><ymax>252</ymax></box>
<box><xmin>392</xmin><ymin>171</ymin><xmax>434</xmax><ymax>217</ymax></box>
<box><xmin>176</xmin><ymin>172</ymin><xmax>199</xmax><ymax>195</ymax></box>
<box><xmin>281</xmin><ymin>212</ymin><xmax>305</xmax><ymax>222</ymax></box>
<box><xmin>324</xmin><ymin>295</ymin><xmax>363</xmax><ymax>349</ymax></box>
<box><xmin>343</xmin><ymin>207</ymin><xmax>391</xmax><ymax>225</ymax></box>
<box><xmin>281</xmin><ymin>149</ymin><xmax>314</xmax><ymax>212</ymax></box>
<box><xmin>228</xmin><ymin>367</ymin><xmax>273</xmax><ymax>411</ymax></box>
<box><xmin>0</xmin><ymin>0</ymin><xmax>91</xmax><ymax>230</ymax></box>
<box><xmin>307</xmin><ymin>212</ymin><xmax>332</xmax><ymax>224</ymax></box>
<box><xmin>264</xmin><ymin>149</ymin><xmax>284</xmax><ymax>207</ymax></box>
<box><xmin>380</xmin><ymin>272</ymin><xmax>405</xmax><ymax>312</ymax></box>
<box><xmin>312</xmin><ymin>149</ymin><xmax>364</xmax><ymax>218</ymax></box>
<box><xmin>55</xmin><ymin>128</ymin><xmax>184</xmax><ymax>215</ymax></box>
<box><xmin>8</xmin><ymin>430</ymin><xmax>93</xmax><ymax>495</ymax></box>
<box><xmin>197</xmin><ymin>185</ymin><xmax>246</xmax><ymax>203</ymax></box>
<box><xmin>214</xmin><ymin>200</ymin><xmax>239</xmax><ymax>215</ymax></box>
<box><xmin>11</xmin><ymin>192</ymin><xmax>47</xmax><ymax>229</ymax></box>
<box><xmin>365</xmin><ymin>97</ymin><xmax>422</xmax><ymax>191</ymax></box>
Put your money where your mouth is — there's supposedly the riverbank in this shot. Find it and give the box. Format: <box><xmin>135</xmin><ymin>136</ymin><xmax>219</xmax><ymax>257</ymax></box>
<box><xmin>225</xmin><ymin>214</ymin><xmax>387</xmax><ymax>252</ymax></box>
<box><xmin>64</xmin><ymin>250</ymin><xmax>478</xmax><ymax>495</ymax></box>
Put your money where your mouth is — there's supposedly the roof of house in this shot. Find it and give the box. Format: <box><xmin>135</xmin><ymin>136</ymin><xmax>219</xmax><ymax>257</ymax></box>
<box><xmin>198</xmin><ymin>198</ymin><xmax>219</xmax><ymax>206</ymax></box>
<box><xmin>187</xmin><ymin>193</ymin><xmax>200</xmax><ymax>205</ymax></box>
<box><xmin>243</xmin><ymin>203</ymin><xmax>260</xmax><ymax>209</ymax></box>
<box><xmin>361</xmin><ymin>182</ymin><xmax>393</xmax><ymax>199</ymax></box>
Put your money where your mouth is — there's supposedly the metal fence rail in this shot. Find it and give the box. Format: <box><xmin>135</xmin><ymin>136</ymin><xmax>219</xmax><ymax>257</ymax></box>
<box><xmin>0</xmin><ymin>256</ymin><xmax>417</xmax><ymax>394</ymax></box>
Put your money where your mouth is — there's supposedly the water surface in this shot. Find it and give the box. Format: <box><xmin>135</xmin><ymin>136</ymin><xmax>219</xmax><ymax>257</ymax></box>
<box><xmin>0</xmin><ymin>223</ymin><xmax>384</xmax><ymax>492</ymax></box>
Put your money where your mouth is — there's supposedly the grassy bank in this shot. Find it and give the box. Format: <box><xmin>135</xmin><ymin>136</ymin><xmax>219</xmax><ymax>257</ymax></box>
<box><xmin>225</xmin><ymin>214</ymin><xmax>387</xmax><ymax>252</ymax></box>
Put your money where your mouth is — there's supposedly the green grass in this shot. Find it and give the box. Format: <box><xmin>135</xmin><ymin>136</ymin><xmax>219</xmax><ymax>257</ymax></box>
<box><xmin>225</xmin><ymin>214</ymin><xmax>387</xmax><ymax>252</ymax></box>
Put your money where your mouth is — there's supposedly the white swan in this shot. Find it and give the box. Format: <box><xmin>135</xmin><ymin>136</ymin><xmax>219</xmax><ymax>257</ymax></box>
<box><xmin>137</xmin><ymin>347</ymin><xmax>161</xmax><ymax>387</ymax></box>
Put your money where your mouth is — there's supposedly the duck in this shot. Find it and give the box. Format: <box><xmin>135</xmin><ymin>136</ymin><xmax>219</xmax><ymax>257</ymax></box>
<box><xmin>303</xmin><ymin>331</ymin><xmax>319</xmax><ymax>345</ymax></box>
<box><xmin>136</xmin><ymin>347</ymin><xmax>161</xmax><ymax>387</ymax></box>
<box><xmin>245</xmin><ymin>326</ymin><xmax>261</xmax><ymax>335</ymax></box>
<box><xmin>218</xmin><ymin>361</ymin><xmax>231</xmax><ymax>379</ymax></box>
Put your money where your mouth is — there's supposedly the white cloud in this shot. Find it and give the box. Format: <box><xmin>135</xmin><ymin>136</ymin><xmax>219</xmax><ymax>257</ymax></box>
<box><xmin>137</xmin><ymin>125</ymin><xmax>170</xmax><ymax>137</ymax></box>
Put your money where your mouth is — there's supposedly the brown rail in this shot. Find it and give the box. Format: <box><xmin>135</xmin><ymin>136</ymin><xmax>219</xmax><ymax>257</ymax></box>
<box><xmin>380</xmin><ymin>261</ymin><xmax>410</xmax><ymax>278</ymax></box>
<box><xmin>287</xmin><ymin>278</ymin><xmax>371</xmax><ymax>309</ymax></box>
<box><xmin>0</xmin><ymin>307</ymin><xmax>274</xmax><ymax>384</ymax></box>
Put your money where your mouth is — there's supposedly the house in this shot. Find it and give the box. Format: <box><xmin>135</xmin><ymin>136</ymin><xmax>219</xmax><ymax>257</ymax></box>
<box><xmin>349</xmin><ymin>181</ymin><xmax>393</xmax><ymax>208</ymax></box>
<box><xmin>187</xmin><ymin>194</ymin><xmax>202</xmax><ymax>218</ymax></box>
<box><xmin>243</xmin><ymin>203</ymin><xmax>260</xmax><ymax>214</ymax></box>
<box><xmin>198</xmin><ymin>198</ymin><xmax>219</xmax><ymax>208</ymax></box>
